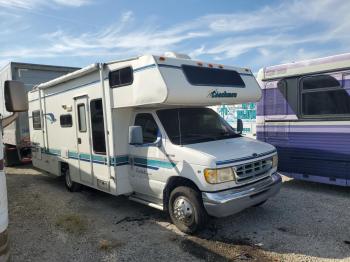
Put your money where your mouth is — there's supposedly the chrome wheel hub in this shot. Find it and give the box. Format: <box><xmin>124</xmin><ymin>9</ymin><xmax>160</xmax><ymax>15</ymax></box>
<box><xmin>173</xmin><ymin>197</ymin><xmax>194</xmax><ymax>222</ymax></box>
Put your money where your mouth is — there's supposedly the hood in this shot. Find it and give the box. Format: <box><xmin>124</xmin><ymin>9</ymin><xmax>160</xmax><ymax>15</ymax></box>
<box><xmin>184</xmin><ymin>137</ymin><xmax>276</xmax><ymax>167</ymax></box>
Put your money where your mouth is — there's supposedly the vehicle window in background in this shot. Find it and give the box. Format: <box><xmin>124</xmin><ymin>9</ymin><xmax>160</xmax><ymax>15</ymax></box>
<box><xmin>157</xmin><ymin>108</ymin><xmax>240</xmax><ymax>145</ymax></box>
<box><xmin>301</xmin><ymin>75</ymin><xmax>350</xmax><ymax>116</ymax></box>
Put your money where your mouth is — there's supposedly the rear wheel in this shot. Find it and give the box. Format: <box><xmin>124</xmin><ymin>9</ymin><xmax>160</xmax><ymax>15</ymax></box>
<box><xmin>169</xmin><ymin>186</ymin><xmax>207</xmax><ymax>234</ymax></box>
<box><xmin>63</xmin><ymin>167</ymin><xmax>81</xmax><ymax>192</ymax></box>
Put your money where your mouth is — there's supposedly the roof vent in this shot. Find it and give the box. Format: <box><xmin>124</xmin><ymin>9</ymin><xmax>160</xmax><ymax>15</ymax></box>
<box><xmin>164</xmin><ymin>52</ymin><xmax>191</xmax><ymax>60</ymax></box>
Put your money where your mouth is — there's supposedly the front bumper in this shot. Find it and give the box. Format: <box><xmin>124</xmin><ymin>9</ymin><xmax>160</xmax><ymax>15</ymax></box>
<box><xmin>202</xmin><ymin>173</ymin><xmax>282</xmax><ymax>217</ymax></box>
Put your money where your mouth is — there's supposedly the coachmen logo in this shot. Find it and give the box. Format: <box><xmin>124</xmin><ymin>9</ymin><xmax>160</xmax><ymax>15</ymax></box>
<box><xmin>208</xmin><ymin>89</ymin><xmax>237</xmax><ymax>98</ymax></box>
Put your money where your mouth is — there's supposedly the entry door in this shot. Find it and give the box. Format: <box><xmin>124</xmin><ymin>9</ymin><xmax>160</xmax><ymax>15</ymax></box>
<box><xmin>129</xmin><ymin>113</ymin><xmax>165</xmax><ymax>199</ymax></box>
<box><xmin>74</xmin><ymin>96</ymin><xmax>93</xmax><ymax>184</ymax></box>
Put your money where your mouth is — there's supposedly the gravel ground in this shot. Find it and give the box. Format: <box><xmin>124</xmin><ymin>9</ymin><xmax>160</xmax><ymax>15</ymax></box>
<box><xmin>6</xmin><ymin>165</ymin><xmax>350</xmax><ymax>262</ymax></box>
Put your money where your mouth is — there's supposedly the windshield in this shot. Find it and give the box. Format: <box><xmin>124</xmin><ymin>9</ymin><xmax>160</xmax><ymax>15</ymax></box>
<box><xmin>157</xmin><ymin>108</ymin><xmax>240</xmax><ymax>145</ymax></box>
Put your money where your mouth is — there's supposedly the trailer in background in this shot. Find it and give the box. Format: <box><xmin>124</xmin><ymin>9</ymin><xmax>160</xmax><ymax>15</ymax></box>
<box><xmin>212</xmin><ymin>103</ymin><xmax>257</xmax><ymax>138</ymax></box>
<box><xmin>0</xmin><ymin>62</ymin><xmax>79</xmax><ymax>165</ymax></box>
<box><xmin>257</xmin><ymin>53</ymin><xmax>350</xmax><ymax>186</ymax></box>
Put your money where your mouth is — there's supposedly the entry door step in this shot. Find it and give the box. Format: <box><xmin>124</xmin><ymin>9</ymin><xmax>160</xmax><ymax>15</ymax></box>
<box><xmin>129</xmin><ymin>195</ymin><xmax>164</xmax><ymax>211</ymax></box>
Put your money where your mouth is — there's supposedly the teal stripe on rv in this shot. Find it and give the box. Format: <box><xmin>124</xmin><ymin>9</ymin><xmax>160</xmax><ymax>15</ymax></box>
<box><xmin>134</xmin><ymin>157</ymin><xmax>176</xmax><ymax>169</ymax></box>
<box><xmin>40</xmin><ymin>148</ymin><xmax>175</xmax><ymax>169</ymax></box>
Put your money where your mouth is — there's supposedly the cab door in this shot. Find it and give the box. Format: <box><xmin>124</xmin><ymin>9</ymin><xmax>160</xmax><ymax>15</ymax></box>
<box><xmin>74</xmin><ymin>96</ymin><xmax>93</xmax><ymax>184</ymax></box>
<box><xmin>128</xmin><ymin>112</ymin><xmax>166</xmax><ymax>199</ymax></box>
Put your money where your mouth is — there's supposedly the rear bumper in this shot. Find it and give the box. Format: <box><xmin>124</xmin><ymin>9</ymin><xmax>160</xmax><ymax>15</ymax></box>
<box><xmin>202</xmin><ymin>173</ymin><xmax>282</xmax><ymax>217</ymax></box>
<box><xmin>0</xmin><ymin>229</ymin><xmax>9</xmax><ymax>262</ymax></box>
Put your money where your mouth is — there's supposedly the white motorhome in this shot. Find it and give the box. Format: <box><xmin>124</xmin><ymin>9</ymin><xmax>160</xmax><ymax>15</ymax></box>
<box><xmin>28</xmin><ymin>53</ymin><xmax>281</xmax><ymax>233</ymax></box>
<box><xmin>0</xmin><ymin>80</ymin><xmax>28</xmax><ymax>261</ymax></box>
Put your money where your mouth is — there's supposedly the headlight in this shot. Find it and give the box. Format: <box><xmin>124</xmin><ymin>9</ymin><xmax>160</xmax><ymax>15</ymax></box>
<box><xmin>272</xmin><ymin>154</ymin><xmax>278</xmax><ymax>168</ymax></box>
<box><xmin>204</xmin><ymin>167</ymin><xmax>235</xmax><ymax>184</ymax></box>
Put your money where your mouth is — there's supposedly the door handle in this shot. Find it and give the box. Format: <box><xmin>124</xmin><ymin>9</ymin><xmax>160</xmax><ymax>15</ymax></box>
<box><xmin>77</xmin><ymin>138</ymin><xmax>82</xmax><ymax>144</ymax></box>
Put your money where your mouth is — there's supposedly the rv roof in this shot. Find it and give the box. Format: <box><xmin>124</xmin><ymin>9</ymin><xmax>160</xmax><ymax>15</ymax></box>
<box><xmin>34</xmin><ymin>54</ymin><xmax>252</xmax><ymax>90</ymax></box>
<box><xmin>260</xmin><ymin>52</ymin><xmax>350</xmax><ymax>80</ymax></box>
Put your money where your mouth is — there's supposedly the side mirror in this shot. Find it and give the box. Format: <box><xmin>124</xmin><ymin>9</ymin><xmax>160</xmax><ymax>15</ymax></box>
<box><xmin>236</xmin><ymin>119</ymin><xmax>243</xmax><ymax>134</ymax></box>
<box><xmin>4</xmin><ymin>80</ymin><xmax>28</xmax><ymax>112</ymax></box>
<box><xmin>129</xmin><ymin>126</ymin><xmax>143</xmax><ymax>145</ymax></box>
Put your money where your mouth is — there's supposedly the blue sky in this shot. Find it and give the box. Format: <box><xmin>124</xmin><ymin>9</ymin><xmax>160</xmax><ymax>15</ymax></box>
<box><xmin>1</xmin><ymin>0</ymin><xmax>350</xmax><ymax>72</ymax></box>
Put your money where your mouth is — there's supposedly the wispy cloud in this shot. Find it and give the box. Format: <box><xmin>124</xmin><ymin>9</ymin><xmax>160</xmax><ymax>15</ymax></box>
<box><xmin>1</xmin><ymin>0</ymin><xmax>350</xmax><ymax>71</ymax></box>
<box><xmin>0</xmin><ymin>0</ymin><xmax>90</xmax><ymax>9</ymax></box>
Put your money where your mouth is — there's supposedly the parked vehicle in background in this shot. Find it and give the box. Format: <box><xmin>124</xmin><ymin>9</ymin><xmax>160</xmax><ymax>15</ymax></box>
<box><xmin>0</xmin><ymin>80</ymin><xmax>28</xmax><ymax>261</ymax></box>
<box><xmin>212</xmin><ymin>103</ymin><xmax>257</xmax><ymax>138</ymax></box>
<box><xmin>257</xmin><ymin>53</ymin><xmax>350</xmax><ymax>186</ymax></box>
<box><xmin>28</xmin><ymin>53</ymin><xmax>281</xmax><ymax>233</ymax></box>
<box><xmin>0</xmin><ymin>62</ymin><xmax>78</xmax><ymax>166</ymax></box>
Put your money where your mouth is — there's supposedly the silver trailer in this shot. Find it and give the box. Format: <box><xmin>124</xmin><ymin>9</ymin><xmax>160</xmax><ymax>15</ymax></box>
<box><xmin>0</xmin><ymin>62</ymin><xmax>79</xmax><ymax>165</ymax></box>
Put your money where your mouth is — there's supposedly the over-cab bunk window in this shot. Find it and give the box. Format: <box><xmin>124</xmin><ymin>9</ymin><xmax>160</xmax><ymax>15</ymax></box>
<box><xmin>301</xmin><ymin>74</ymin><xmax>350</xmax><ymax>118</ymax></box>
<box><xmin>109</xmin><ymin>66</ymin><xmax>133</xmax><ymax>88</ymax></box>
<box><xmin>182</xmin><ymin>65</ymin><xmax>245</xmax><ymax>88</ymax></box>
<box><xmin>90</xmin><ymin>99</ymin><xmax>106</xmax><ymax>154</ymax></box>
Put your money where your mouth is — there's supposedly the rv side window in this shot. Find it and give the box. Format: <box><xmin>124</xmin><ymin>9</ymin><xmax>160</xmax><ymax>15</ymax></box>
<box><xmin>134</xmin><ymin>113</ymin><xmax>159</xmax><ymax>144</ymax></box>
<box><xmin>32</xmin><ymin>110</ymin><xmax>41</xmax><ymax>130</ymax></box>
<box><xmin>77</xmin><ymin>104</ymin><xmax>87</xmax><ymax>132</ymax></box>
<box><xmin>301</xmin><ymin>74</ymin><xmax>350</xmax><ymax>117</ymax></box>
<box><xmin>109</xmin><ymin>66</ymin><xmax>133</xmax><ymax>88</ymax></box>
<box><xmin>182</xmin><ymin>65</ymin><xmax>245</xmax><ymax>88</ymax></box>
<box><xmin>90</xmin><ymin>99</ymin><xmax>106</xmax><ymax>154</ymax></box>
<box><xmin>60</xmin><ymin>114</ymin><xmax>73</xmax><ymax>127</ymax></box>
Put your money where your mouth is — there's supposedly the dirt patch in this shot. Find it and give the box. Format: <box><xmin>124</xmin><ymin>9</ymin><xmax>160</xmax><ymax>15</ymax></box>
<box><xmin>55</xmin><ymin>214</ymin><xmax>88</xmax><ymax>234</ymax></box>
<box><xmin>180</xmin><ymin>236</ymin><xmax>277</xmax><ymax>262</ymax></box>
<box><xmin>98</xmin><ymin>239</ymin><xmax>124</xmax><ymax>251</ymax></box>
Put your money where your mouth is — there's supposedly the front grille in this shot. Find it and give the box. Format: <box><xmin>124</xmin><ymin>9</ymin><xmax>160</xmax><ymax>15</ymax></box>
<box><xmin>235</xmin><ymin>157</ymin><xmax>272</xmax><ymax>183</ymax></box>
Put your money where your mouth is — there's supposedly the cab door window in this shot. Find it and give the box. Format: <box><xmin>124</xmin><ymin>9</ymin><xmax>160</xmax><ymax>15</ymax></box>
<box><xmin>134</xmin><ymin>113</ymin><xmax>159</xmax><ymax>144</ymax></box>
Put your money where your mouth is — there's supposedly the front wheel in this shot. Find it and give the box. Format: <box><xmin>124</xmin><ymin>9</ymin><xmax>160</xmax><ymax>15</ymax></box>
<box><xmin>169</xmin><ymin>186</ymin><xmax>208</xmax><ymax>234</ymax></box>
<box><xmin>64</xmin><ymin>168</ymin><xmax>81</xmax><ymax>192</ymax></box>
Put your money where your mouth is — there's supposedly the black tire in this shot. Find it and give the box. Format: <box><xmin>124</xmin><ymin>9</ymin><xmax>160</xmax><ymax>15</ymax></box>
<box><xmin>168</xmin><ymin>186</ymin><xmax>208</xmax><ymax>234</ymax></box>
<box><xmin>63</xmin><ymin>168</ymin><xmax>81</xmax><ymax>192</ymax></box>
<box><xmin>253</xmin><ymin>200</ymin><xmax>267</xmax><ymax>207</ymax></box>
